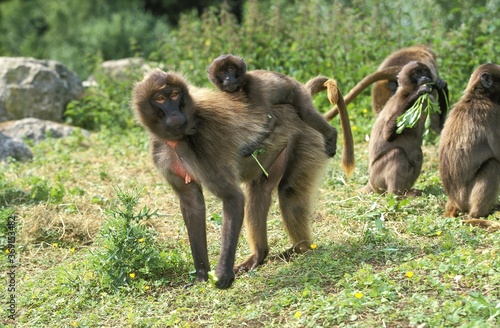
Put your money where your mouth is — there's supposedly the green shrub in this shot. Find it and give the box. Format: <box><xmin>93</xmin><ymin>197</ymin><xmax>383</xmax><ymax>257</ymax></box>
<box><xmin>90</xmin><ymin>188</ymin><xmax>185</xmax><ymax>291</ymax></box>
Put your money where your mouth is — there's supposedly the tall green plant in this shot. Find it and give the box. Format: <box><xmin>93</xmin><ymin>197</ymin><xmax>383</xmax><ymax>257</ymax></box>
<box><xmin>90</xmin><ymin>188</ymin><xmax>184</xmax><ymax>291</ymax></box>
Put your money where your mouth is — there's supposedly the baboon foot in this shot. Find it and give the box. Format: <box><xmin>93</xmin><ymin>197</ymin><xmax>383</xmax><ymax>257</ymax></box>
<box><xmin>357</xmin><ymin>184</ymin><xmax>373</xmax><ymax>194</ymax></box>
<box><xmin>215</xmin><ymin>267</ymin><xmax>235</xmax><ymax>289</ymax></box>
<box><xmin>271</xmin><ymin>241</ymin><xmax>311</xmax><ymax>262</ymax></box>
<box><xmin>234</xmin><ymin>253</ymin><xmax>267</xmax><ymax>273</ymax></box>
<box><xmin>397</xmin><ymin>189</ymin><xmax>422</xmax><ymax>198</ymax></box>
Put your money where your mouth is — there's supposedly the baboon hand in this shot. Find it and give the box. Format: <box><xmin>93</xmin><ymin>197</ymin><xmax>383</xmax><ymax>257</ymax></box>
<box><xmin>215</xmin><ymin>268</ymin><xmax>235</xmax><ymax>289</ymax></box>
<box><xmin>434</xmin><ymin>78</ymin><xmax>448</xmax><ymax>90</ymax></box>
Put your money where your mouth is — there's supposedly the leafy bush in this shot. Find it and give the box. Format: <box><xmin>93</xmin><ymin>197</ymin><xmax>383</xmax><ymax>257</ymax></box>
<box><xmin>64</xmin><ymin>67</ymin><xmax>142</xmax><ymax>131</ymax></box>
<box><xmin>90</xmin><ymin>189</ymin><xmax>186</xmax><ymax>291</ymax></box>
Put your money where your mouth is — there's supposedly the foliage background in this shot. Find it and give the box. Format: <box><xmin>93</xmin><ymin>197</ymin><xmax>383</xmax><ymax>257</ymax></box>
<box><xmin>1</xmin><ymin>0</ymin><xmax>499</xmax><ymax>327</ymax></box>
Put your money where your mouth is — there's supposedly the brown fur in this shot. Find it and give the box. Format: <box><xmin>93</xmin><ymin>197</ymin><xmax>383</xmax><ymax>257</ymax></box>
<box><xmin>372</xmin><ymin>45</ymin><xmax>448</xmax><ymax>134</ymax></box>
<box><xmin>306</xmin><ymin>76</ymin><xmax>355</xmax><ymax>177</ymax></box>
<box><xmin>132</xmin><ymin>69</ymin><xmax>335</xmax><ymax>288</ymax></box>
<box><xmin>439</xmin><ymin>63</ymin><xmax>500</xmax><ymax>223</ymax></box>
<box><xmin>207</xmin><ymin>54</ymin><xmax>338</xmax><ymax>157</ymax></box>
<box><xmin>362</xmin><ymin>61</ymin><xmax>436</xmax><ymax>195</ymax></box>
<box><xmin>324</xmin><ymin>66</ymin><xmax>403</xmax><ymax>120</ymax></box>
<box><xmin>325</xmin><ymin>46</ymin><xmax>448</xmax><ymax>134</ymax></box>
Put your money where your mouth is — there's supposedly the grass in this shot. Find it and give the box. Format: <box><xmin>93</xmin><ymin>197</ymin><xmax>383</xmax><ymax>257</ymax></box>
<box><xmin>1</xmin><ymin>114</ymin><xmax>499</xmax><ymax>327</ymax></box>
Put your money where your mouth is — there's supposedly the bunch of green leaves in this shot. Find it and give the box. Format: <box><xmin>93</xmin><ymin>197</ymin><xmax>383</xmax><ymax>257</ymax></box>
<box><xmin>396</xmin><ymin>84</ymin><xmax>448</xmax><ymax>135</ymax></box>
<box><xmin>90</xmin><ymin>188</ymin><xmax>180</xmax><ymax>291</ymax></box>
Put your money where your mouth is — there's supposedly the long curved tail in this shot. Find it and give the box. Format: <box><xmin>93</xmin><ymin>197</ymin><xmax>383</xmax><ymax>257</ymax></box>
<box><xmin>323</xmin><ymin>65</ymin><xmax>403</xmax><ymax>120</ymax></box>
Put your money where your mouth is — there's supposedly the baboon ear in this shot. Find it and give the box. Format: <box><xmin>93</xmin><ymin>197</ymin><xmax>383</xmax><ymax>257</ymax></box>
<box><xmin>480</xmin><ymin>72</ymin><xmax>493</xmax><ymax>89</ymax></box>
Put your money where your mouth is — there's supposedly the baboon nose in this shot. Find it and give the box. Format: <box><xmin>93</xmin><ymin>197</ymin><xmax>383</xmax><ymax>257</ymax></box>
<box><xmin>166</xmin><ymin>115</ymin><xmax>187</xmax><ymax>130</ymax></box>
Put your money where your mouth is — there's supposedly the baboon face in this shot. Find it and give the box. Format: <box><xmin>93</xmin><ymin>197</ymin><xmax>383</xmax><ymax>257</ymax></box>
<box><xmin>208</xmin><ymin>54</ymin><xmax>247</xmax><ymax>93</ymax></box>
<box><xmin>399</xmin><ymin>61</ymin><xmax>433</xmax><ymax>88</ymax></box>
<box><xmin>133</xmin><ymin>70</ymin><xmax>194</xmax><ymax>141</ymax></box>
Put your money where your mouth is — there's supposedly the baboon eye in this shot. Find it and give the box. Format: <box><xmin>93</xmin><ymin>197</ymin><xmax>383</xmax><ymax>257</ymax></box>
<box><xmin>170</xmin><ymin>91</ymin><xmax>180</xmax><ymax>100</ymax></box>
<box><xmin>227</xmin><ymin>65</ymin><xmax>236</xmax><ymax>72</ymax></box>
<box><xmin>155</xmin><ymin>95</ymin><xmax>166</xmax><ymax>104</ymax></box>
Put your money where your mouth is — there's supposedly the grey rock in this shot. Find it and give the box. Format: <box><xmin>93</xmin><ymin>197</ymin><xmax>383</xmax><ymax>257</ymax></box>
<box><xmin>0</xmin><ymin>118</ymin><xmax>89</xmax><ymax>143</ymax></box>
<box><xmin>0</xmin><ymin>57</ymin><xmax>84</xmax><ymax>122</ymax></box>
<box><xmin>0</xmin><ymin>131</ymin><xmax>32</xmax><ymax>162</ymax></box>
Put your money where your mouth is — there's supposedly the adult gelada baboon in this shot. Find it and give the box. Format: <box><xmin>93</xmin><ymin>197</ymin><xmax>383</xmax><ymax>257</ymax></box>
<box><xmin>362</xmin><ymin>61</ymin><xmax>448</xmax><ymax>196</ymax></box>
<box><xmin>132</xmin><ymin>69</ymin><xmax>354</xmax><ymax>288</ymax></box>
<box><xmin>324</xmin><ymin>45</ymin><xmax>448</xmax><ymax>134</ymax></box>
<box><xmin>207</xmin><ymin>54</ymin><xmax>338</xmax><ymax>157</ymax></box>
<box><xmin>439</xmin><ymin>63</ymin><xmax>500</xmax><ymax>230</ymax></box>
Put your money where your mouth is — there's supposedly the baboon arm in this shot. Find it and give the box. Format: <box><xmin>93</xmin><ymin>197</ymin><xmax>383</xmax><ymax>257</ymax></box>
<box><xmin>171</xmin><ymin>179</ymin><xmax>211</xmax><ymax>283</ymax></box>
<box><xmin>324</xmin><ymin>66</ymin><xmax>403</xmax><ymax>121</ymax></box>
<box><xmin>215</xmin><ymin>188</ymin><xmax>245</xmax><ymax>289</ymax></box>
<box><xmin>435</xmin><ymin>79</ymin><xmax>449</xmax><ymax>131</ymax></box>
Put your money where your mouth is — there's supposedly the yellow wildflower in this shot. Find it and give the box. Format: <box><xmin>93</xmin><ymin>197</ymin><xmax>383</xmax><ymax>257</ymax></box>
<box><xmin>354</xmin><ymin>292</ymin><xmax>363</xmax><ymax>299</ymax></box>
<box><xmin>436</xmin><ymin>230</ymin><xmax>442</xmax><ymax>236</ymax></box>
<box><xmin>138</xmin><ymin>238</ymin><xmax>145</xmax><ymax>243</ymax></box>
<box><xmin>144</xmin><ymin>285</ymin><xmax>150</xmax><ymax>290</ymax></box>
<box><xmin>5</xmin><ymin>249</ymin><xmax>9</xmax><ymax>254</ymax></box>
<box><xmin>310</xmin><ymin>244</ymin><xmax>317</xmax><ymax>250</ymax></box>
<box><xmin>294</xmin><ymin>311</ymin><xmax>301</xmax><ymax>319</ymax></box>
<box><xmin>129</xmin><ymin>272</ymin><xmax>136</xmax><ymax>279</ymax></box>
<box><xmin>70</xmin><ymin>248</ymin><xmax>75</xmax><ymax>254</ymax></box>
<box><xmin>406</xmin><ymin>271</ymin><xmax>414</xmax><ymax>278</ymax></box>
<box><xmin>52</xmin><ymin>243</ymin><xmax>58</xmax><ymax>248</ymax></box>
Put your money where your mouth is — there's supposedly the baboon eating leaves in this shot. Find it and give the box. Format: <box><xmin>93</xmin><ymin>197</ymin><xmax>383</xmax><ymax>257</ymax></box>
<box><xmin>324</xmin><ymin>45</ymin><xmax>448</xmax><ymax>135</ymax></box>
<box><xmin>132</xmin><ymin>69</ymin><xmax>354</xmax><ymax>288</ymax></box>
<box><xmin>207</xmin><ymin>54</ymin><xmax>338</xmax><ymax>157</ymax></box>
<box><xmin>363</xmin><ymin>61</ymin><xmax>448</xmax><ymax>196</ymax></box>
<box><xmin>439</xmin><ymin>63</ymin><xmax>500</xmax><ymax>230</ymax></box>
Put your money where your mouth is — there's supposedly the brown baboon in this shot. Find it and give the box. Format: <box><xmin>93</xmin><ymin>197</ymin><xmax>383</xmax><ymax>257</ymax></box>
<box><xmin>439</xmin><ymin>63</ymin><xmax>500</xmax><ymax>229</ymax></box>
<box><xmin>207</xmin><ymin>54</ymin><xmax>338</xmax><ymax>157</ymax></box>
<box><xmin>325</xmin><ymin>46</ymin><xmax>448</xmax><ymax>134</ymax></box>
<box><xmin>132</xmin><ymin>69</ymin><xmax>354</xmax><ymax>289</ymax></box>
<box><xmin>362</xmin><ymin>61</ymin><xmax>448</xmax><ymax>196</ymax></box>
<box><xmin>372</xmin><ymin>45</ymin><xmax>448</xmax><ymax>134</ymax></box>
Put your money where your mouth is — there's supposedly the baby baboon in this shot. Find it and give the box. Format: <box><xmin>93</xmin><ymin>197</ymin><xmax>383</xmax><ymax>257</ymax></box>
<box><xmin>439</xmin><ymin>63</ymin><xmax>500</xmax><ymax>223</ymax></box>
<box><xmin>207</xmin><ymin>54</ymin><xmax>338</xmax><ymax>157</ymax></box>
<box><xmin>363</xmin><ymin>61</ymin><xmax>448</xmax><ymax>196</ymax></box>
<box><xmin>132</xmin><ymin>69</ymin><xmax>353</xmax><ymax>288</ymax></box>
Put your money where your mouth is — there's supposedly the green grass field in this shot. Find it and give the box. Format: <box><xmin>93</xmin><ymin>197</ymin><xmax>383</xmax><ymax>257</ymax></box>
<box><xmin>1</xmin><ymin>0</ymin><xmax>500</xmax><ymax>326</ymax></box>
<box><xmin>1</xmin><ymin>116</ymin><xmax>498</xmax><ymax>327</ymax></box>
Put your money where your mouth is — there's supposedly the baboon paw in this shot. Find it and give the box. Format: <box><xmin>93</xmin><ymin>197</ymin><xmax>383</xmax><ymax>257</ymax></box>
<box><xmin>434</xmin><ymin>78</ymin><xmax>447</xmax><ymax>90</ymax></box>
<box><xmin>234</xmin><ymin>254</ymin><xmax>264</xmax><ymax>273</ymax></box>
<box><xmin>214</xmin><ymin>270</ymin><xmax>235</xmax><ymax>289</ymax></box>
<box><xmin>325</xmin><ymin>142</ymin><xmax>337</xmax><ymax>158</ymax></box>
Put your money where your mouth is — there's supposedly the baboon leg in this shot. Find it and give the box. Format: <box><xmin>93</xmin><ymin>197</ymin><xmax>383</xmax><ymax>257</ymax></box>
<box><xmin>214</xmin><ymin>186</ymin><xmax>245</xmax><ymax>288</ymax></box>
<box><xmin>468</xmin><ymin>159</ymin><xmax>500</xmax><ymax>218</ymax></box>
<box><xmin>444</xmin><ymin>200</ymin><xmax>460</xmax><ymax>217</ymax></box>
<box><xmin>370</xmin><ymin>147</ymin><xmax>422</xmax><ymax>196</ymax></box>
<box><xmin>235</xmin><ymin>148</ymin><xmax>287</xmax><ymax>272</ymax></box>
<box><xmin>169</xmin><ymin>178</ymin><xmax>210</xmax><ymax>283</ymax></box>
<box><xmin>277</xmin><ymin>139</ymin><xmax>326</xmax><ymax>258</ymax></box>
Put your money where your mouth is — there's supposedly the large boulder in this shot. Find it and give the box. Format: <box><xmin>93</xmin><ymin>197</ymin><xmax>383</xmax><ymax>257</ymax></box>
<box><xmin>0</xmin><ymin>57</ymin><xmax>84</xmax><ymax>122</ymax></box>
<box><xmin>0</xmin><ymin>131</ymin><xmax>32</xmax><ymax>163</ymax></box>
<box><xmin>0</xmin><ymin>118</ymin><xmax>89</xmax><ymax>143</ymax></box>
<box><xmin>100</xmin><ymin>57</ymin><xmax>150</xmax><ymax>78</ymax></box>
